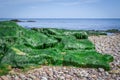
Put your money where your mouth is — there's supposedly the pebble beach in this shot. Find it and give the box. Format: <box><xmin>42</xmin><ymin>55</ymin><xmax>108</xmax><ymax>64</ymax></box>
<box><xmin>0</xmin><ymin>33</ymin><xmax>120</xmax><ymax>80</ymax></box>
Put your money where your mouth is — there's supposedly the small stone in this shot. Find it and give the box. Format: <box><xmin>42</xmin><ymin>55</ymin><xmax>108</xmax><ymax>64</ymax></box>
<box><xmin>105</xmin><ymin>72</ymin><xmax>109</xmax><ymax>76</ymax></box>
<box><xmin>29</xmin><ymin>74</ymin><xmax>37</xmax><ymax>79</ymax></box>
<box><xmin>98</xmin><ymin>68</ymin><xmax>104</xmax><ymax>72</ymax></box>
<box><xmin>59</xmin><ymin>76</ymin><xmax>65</xmax><ymax>80</ymax></box>
<box><xmin>0</xmin><ymin>78</ymin><xmax>2</xmax><ymax>80</ymax></box>
<box><xmin>0</xmin><ymin>76</ymin><xmax>9</xmax><ymax>80</ymax></box>
<box><xmin>19</xmin><ymin>74</ymin><xmax>26</xmax><ymax>79</ymax></box>
<box><xmin>14</xmin><ymin>75</ymin><xmax>21</xmax><ymax>80</ymax></box>
<box><xmin>64</xmin><ymin>70</ymin><xmax>69</xmax><ymax>74</ymax></box>
<box><xmin>35</xmin><ymin>78</ymin><xmax>40</xmax><ymax>80</ymax></box>
<box><xmin>41</xmin><ymin>77</ymin><xmax>48</xmax><ymax>80</ymax></box>
<box><xmin>111</xmin><ymin>74</ymin><xmax>117</xmax><ymax>78</ymax></box>
<box><xmin>6</xmin><ymin>75</ymin><xmax>12</xmax><ymax>79</ymax></box>
<box><xmin>79</xmin><ymin>70</ymin><xmax>89</xmax><ymax>77</ymax></box>
<box><xmin>58</xmin><ymin>72</ymin><xmax>64</xmax><ymax>74</ymax></box>
<box><xmin>65</xmin><ymin>74</ymin><xmax>72</xmax><ymax>79</ymax></box>
<box><xmin>109</xmin><ymin>70</ymin><xmax>120</xmax><ymax>74</ymax></box>
<box><xmin>46</xmin><ymin>70</ymin><xmax>53</xmax><ymax>77</ymax></box>
<box><xmin>91</xmin><ymin>75</ymin><xmax>97</xmax><ymax>78</ymax></box>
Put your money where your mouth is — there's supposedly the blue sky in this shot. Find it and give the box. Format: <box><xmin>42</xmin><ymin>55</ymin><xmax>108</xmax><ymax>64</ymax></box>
<box><xmin>0</xmin><ymin>0</ymin><xmax>120</xmax><ymax>18</ymax></box>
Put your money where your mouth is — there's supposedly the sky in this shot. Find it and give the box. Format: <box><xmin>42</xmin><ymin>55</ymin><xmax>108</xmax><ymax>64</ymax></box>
<box><xmin>0</xmin><ymin>0</ymin><xmax>120</xmax><ymax>18</ymax></box>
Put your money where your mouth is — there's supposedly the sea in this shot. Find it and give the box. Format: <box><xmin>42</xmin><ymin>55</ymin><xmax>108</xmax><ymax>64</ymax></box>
<box><xmin>0</xmin><ymin>18</ymin><xmax>120</xmax><ymax>30</ymax></box>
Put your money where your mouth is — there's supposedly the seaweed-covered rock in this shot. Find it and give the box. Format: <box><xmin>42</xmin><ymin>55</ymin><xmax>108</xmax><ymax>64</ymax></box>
<box><xmin>61</xmin><ymin>36</ymin><xmax>94</xmax><ymax>50</ymax></box>
<box><xmin>63</xmin><ymin>50</ymin><xmax>113</xmax><ymax>70</ymax></box>
<box><xmin>10</xmin><ymin>19</ymin><xmax>23</xmax><ymax>22</ymax></box>
<box><xmin>27</xmin><ymin>20</ymin><xmax>36</xmax><ymax>22</ymax></box>
<box><xmin>0</xmin><ymin>21</ymin><xmax>113</xmax><ymax>75</ymax></box>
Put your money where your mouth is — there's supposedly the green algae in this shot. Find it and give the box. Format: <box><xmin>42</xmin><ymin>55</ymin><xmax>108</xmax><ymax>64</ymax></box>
<box><xmin>0</xmin><ymin>21</ymin><xmax>113</xmax><ymax>75</ymax></box>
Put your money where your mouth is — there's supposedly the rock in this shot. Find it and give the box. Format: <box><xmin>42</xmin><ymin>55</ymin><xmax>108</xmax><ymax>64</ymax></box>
<box><xmin>46</xmin><ymin>70</ymin><xmax>53</xmax><ymax>77</ymax></box>
<box><xmin>10</xmin><ymin>19</ymin><xmax>23</xmax><ymax>22</ymax></box>
<box><xmin>6</xmin><ymin>75</ymin><xmax>12</xmax><ymax>80</ymax></box>
<box><xmin>79</xmin><ymin>70</ymin><xmax>89</xmax><ymax>77</ymax></box>
<box><xmin>28</xmin><ymin>74</ymin><xmax>37</xmax><ymax>79</ymax></box>
<box><xmin>111</xmin><ymin>74</ymin><xmax>117</xmax><ymax>79</ymax></box>
<box><xmin>109</xmin><ymin>70</ymin><xmax>120</xmax><ymax>74</ymax></box>
<box><xmin>105</xmin><ymin>72</ymin><xmax>109</xmax><ymax>76</ymax></box>
<box><xmin>0</xmin><ymin>78</ymin><xmax>2</xmax><ymax>80</ymax></box>
<box><xmin>34</xmin><ymin>78</ymin><xmax>40</xmax><ymax>80</ymax></box>
<box><xmin>91</xmin><ymin>75</ymin><xmax>97</xmax><ymax>78</ymax></box>
<box><xmin>27</xmin><ymin>20</ymin><xmax>36</xmax><ymax>22</ymax></box>
<box><xmin>0</xmin><ymin>76</ymin><xmax>9</xmax><ymax>80</ymax></box>
<box><xmin>59</xmin><ymin>76</ymin><xmax>65</xmax><ymax>80</ymax></box>
<box><xmin>98</xmin><ymin>68</ymin><xmax>104</xmax><ymax>72</ymax></box>
<box><xmin>19</xmin><ymin>74</ymin><xmax>26</xmax><ymax>79</ymax></box>
<box><xmin>41</xmin><ymin>77</ymin><xmax>48</xmax><ymax>80</ymax></box>
<box><xmin>65</xmin><ymin>74</ymin><xmax>72</xmax><ymax>79</ymax></box>
<box><xmin>14</xmin><ymin>75</ymin><xmax>21</xmax><ymax>80</ymax></box>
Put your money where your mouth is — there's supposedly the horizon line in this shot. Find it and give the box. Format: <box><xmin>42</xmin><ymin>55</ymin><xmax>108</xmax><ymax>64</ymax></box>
<box><xmin>0</xmin><ymin>17</ymin><xmax>120</xmax><ymax>19</ymax></box>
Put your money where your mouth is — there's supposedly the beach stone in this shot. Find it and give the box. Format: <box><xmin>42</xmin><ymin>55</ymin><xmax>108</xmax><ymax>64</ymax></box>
<box><xmin>91</xmin><ymin>74</ymin><xmax>97</xmax><ymax>78</ymax></box>
<box><xmin>109</xmin><ymin>70</ymin><xmax>120</xmax><ymax>74</ymax></box>
<box><xmin>41</xmin><ymin>77</ymin><xmax>48</xmax><ymax>80</ymax></box>
<box><xmin>46</xmin><ymin>70</ymin><xmax>53</xmax><ymax>77</ymax></box>
<box><xmin>105</xmin><ymin>71</ymin><xmax>109</xmax><ymax>76</ymax></box>
<box><xmin>14</xmin><ymin>76</ymin><xmax>21</xmax><ymax>80</ymax></box>
<box><xmin>98</xmin><ymin>68</ymin><xmax>104</xmax><ymax>72</ymax></box>
<box><xmin>34</xmin><ymin>78</ymin><xmax>40</xmax><ymax>80</ymax></box>
<box><xmin>79</xmin><ymin>70</ymin><xmax>89</xmax><ymax>77</ymax></box>
<box><xmin>28</xmin><ymin>74</ymin><xmax>37</xmax><ymax>79</ymax></box>
<box><xmin>19</xmin><ymin>74</ymin><xmax>26</xmax><ymax>79</ymax></box>
<box><xmin>33</xmin><ymin>72</ymin><xmax>40</xmax><ymax>77</ymax></box>
<box><xmin>112</xmin><ymin>74</ymin><xmax>117</xmax><ymax>79</ymax></box>
<box><xmin>6</xmin><ymin>75</ymin><xmax>12</xmax><ymax>80</ymax></box>
<box><xmin>59</xmin><ymin>76</ymin><xmax>65</xmax><ymax>80</ymax></box>
<box><xmin>0</xmin><ymin>76</ymin><xmax>9</xmax><ymax>80</ymax></box>
<box><xmin>65</xmin><ymin>74</ymin><xmax>72</xmax><ymax>79</ymax></box>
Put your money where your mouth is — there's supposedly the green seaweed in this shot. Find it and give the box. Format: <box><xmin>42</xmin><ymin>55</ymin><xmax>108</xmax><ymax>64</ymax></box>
<box><xmin>0</xmin><ymin>21</ymin><xmax>113</xmax><ymax>75</ymax></box>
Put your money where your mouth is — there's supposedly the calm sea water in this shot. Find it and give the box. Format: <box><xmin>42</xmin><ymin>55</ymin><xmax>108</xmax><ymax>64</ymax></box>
<box><xmin>0</xmin><ymin>18</ymin><xmax>120</xmax><ymax>30</ymax></box>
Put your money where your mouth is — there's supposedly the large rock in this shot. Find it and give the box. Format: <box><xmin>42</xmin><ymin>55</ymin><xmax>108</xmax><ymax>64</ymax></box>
<box><xmin>10</xmin><ymin>19</ymin><xmax>23</xmax><ymax>22</ymax></box>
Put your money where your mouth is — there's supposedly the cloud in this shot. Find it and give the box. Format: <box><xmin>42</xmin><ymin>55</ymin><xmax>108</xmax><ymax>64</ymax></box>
<box><xmin>83</xmin><ymin>0</ymin><xmax>100</xmax><ymax>3</ymax></box>
<box><xmin>57</xmin><ymin>2</ymin><xmax>80</xmax><ymax>6</ymax></box>
<box><xmin>0</xmin><ymin>0</ymin><xmax>101</xmax><ymax>5</ymax></box>
<box><xmin>55</xmin><ymin>0</ymin><xmax>101</xmax><ymax>6</ymax></box>
<box><xmin>0</xmin><ymin>0</ymin><xmax>101</xmax><ymax>8</ymax></box>
<box><xmin>0</xmin><ymin>0</ymin><xmax>53</xmax><ymax>6</ymax></box>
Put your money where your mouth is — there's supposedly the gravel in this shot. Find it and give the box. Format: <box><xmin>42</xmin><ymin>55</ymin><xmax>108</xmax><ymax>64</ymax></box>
<box><xmin>0</xmin><ymin>33</ymin><xmax>120</xmax><ymax>80</ymax></box>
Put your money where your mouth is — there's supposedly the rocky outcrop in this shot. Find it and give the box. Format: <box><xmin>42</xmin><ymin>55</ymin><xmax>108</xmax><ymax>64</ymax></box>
<box><xmin>10</xmin><ymin>19</ymin><xmax>23</xmax><ymax>22</ymax></box>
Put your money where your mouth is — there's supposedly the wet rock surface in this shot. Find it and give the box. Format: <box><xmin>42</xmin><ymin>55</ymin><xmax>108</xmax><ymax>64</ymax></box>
<box><xmin>0</xmin><ymin>34</ymin><xmax>120</xmax><ymax>80</ymax></box>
